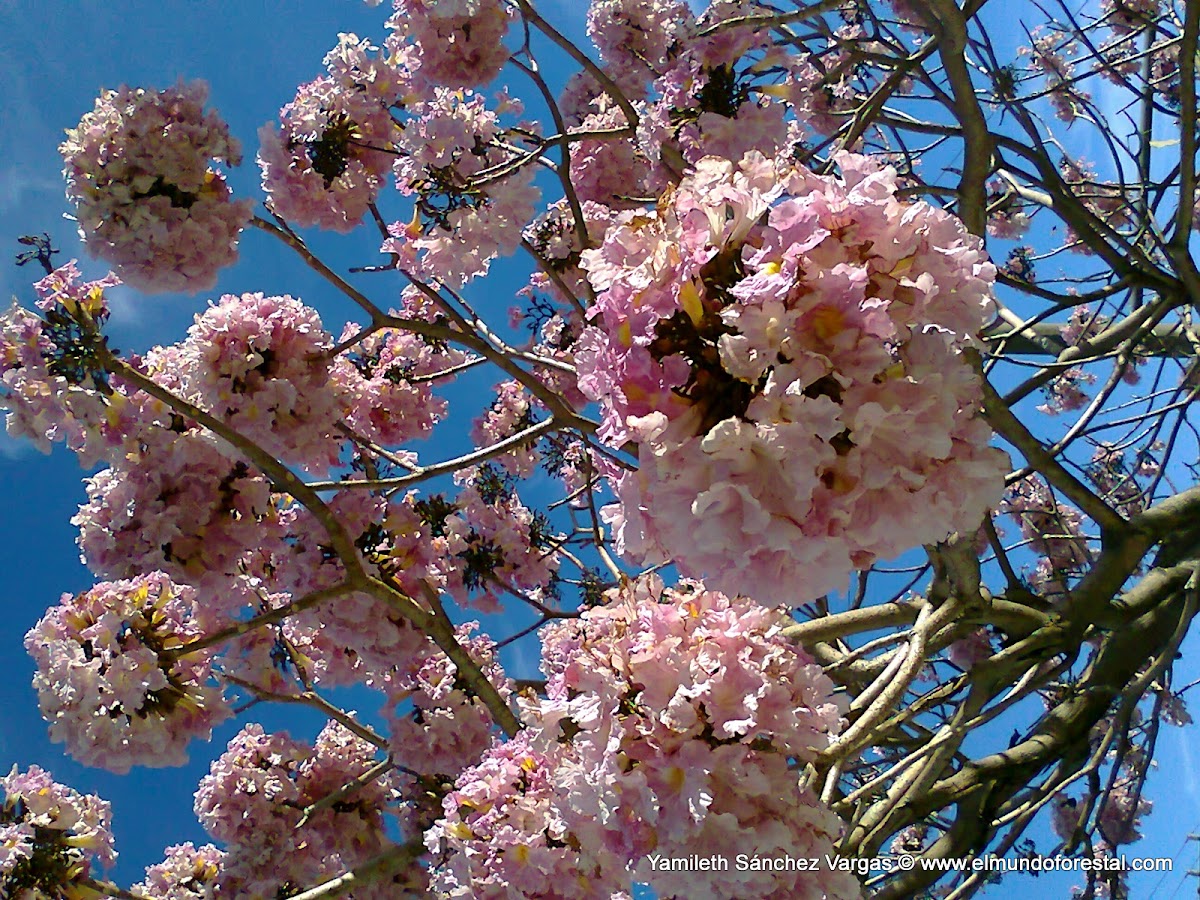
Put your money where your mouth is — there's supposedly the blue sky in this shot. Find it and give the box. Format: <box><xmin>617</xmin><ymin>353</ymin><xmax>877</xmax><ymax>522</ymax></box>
<box><xmin>1</xmin><ymin>1</ymin><xmax>1198</xmax><ymax>897</ymax></box>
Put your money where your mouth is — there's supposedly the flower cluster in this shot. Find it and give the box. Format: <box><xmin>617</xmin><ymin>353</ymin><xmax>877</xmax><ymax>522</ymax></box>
<box><xmin>947</xmin><ymin>628</ymin><xmax>994</xmax><ymax>671</ymax></box>
<box><xmin>30</xmin><ymin>260</ymin><xmax>118</xmax><ymax>319</ymax></box>
<box><xmin>578</xmin><ymin>152</ymin><xmax>1007</xmax><ymax>602</ymax></box>
<box><xmin>60</xmin><ymin>81</ymin><xmax>252</xmax><ymax>293</ymax></box>
<box><xmin>1095</xmin><ymin>1</ymin><xmax>1179</xmax><ymax>107</ymax></box>
<box><xmin>986</xmin><ymin>180</ymin><xmax>1031</xmax><ymax>239</ymax></box>
<box><xmin>1059</xmin><ymin>304</ymin><xmax>1107</xmax><ymax>346</ymax></box>
<box><xmin>522</xmin><ymin>198</ymin><xmax>616</xmax><ymax>305</ymax></box>
<box><xmin>586</xmin><ymin>0</ymin><xmax>688</xmax><ymax>85</ymax></box>
<box><xmin>385</xmin><ymin>623</ymin><xmax>511</xmax><ymax>779</ymax></box>
<box><xmin>557</xmin><ymin>66</ymin><xmax>650</xmax><ymax>128</ymax></box>
<box><xmin>471</xmin><ymin>379</ymin><xmax>540</xmax><ymax>476</ymax></box>
<box><xmin>1052</xmin><ymin>779</ymin><xmax>1152</xmax><ymax>860</ymax></box>
<box><xmin>133</xmin><ymin>842</ymin><xmax>224</xmax><ymax>900</ymax></box>
<box><xmin>1160</xmin><ymin>689</ymin><xmax>1192</xmax><ymax>726</ymax></box>
<box><xmin>210</xmin><ymin>582</ymin><xmax>335</xmax><ymax>693</ymax></box>
<box><xmin>1098</xmin><ymin>784</ymin><xmax>1152</xmax><ymax>846</ymax></box>
<box><xmin>194</xmin><ymin>721</ymin><xmax>402</xmax><ymax>897</ymax></box>
<box><xmin>442</xmin><ymin>465</ymin><xmax>562</xmax><ymax>609</ymax></box>
<box><xmin>1087</xmin><ymin>443</ymin><xmax>1149</xmax><ymax>517</ymax></box>
<box><xmin>259</xmin><ymin>34</ymin><xmax>407</xmax><ymax>231</ymax></box>
<box><xmin>1057</xmin><ymin>158</ymin><xmax>1134</xmax><ymax>252</ymax></box>
<box><xmin>388</xmin><ymin>88</ymin><xmax>540</xmax><ymax>286</ymax></box>
<box><xmin>176</xmin><ymin>292</ymin><xmax>345</xmax><ymax>472</ymax></box>
<box><xmin>428</xmin><ymin>575</ymin><xmax>860</xmax><ymax>899</ymax></box>
<box><xmin>569</xmin><ymin>104</ymin><xmax>653</xmax><ymax>209</ymax></box>
<box><xmin>272</xmin><ymin>488</ymin><xmax>442</xmax><ymax>684</ymax></box>
<box><xmin>624</xmin><ymin>0</ymin><xmax>877</xmax><ymax>183</ymax></box>
<box><xmin>1051</xmin><ymin>793</ymin><xmax>1081</xmax><ymax>843</ymax></box>
<box><xmin>387</xmin><ymin>0</ymin><xmax>512</xmax><ymax>88</ymax></box>
<box><xmin>637</xmin><ymin>44</ymin><xmax>789</xmax><ymax>191</ymax></box>
<box><xmin>1069</xmin><ymin>842</ymin><xmax>1130</xmax><ymax>900</ymax></box>
<box><xmin>74</xmin><ymin>427</ymin><xmax>280</xmax><ymax>592</ymax></box>
<box><xmin>331</xmin><ymin>289</ymin><xmax>466</xmax><ymax>449</ymax></box>
<box><xmin>1037</xmin><ymin>366</ymin><xmax>1096</xmax><ymax>415</ymax></box>
<box><xmin>999</xmin><ymin>476</ymin><xmax>1091</xmax><ymax>601</ymax></box>
<box><xmin>1101</xmin><ymin>0</ymin><xmax>1164</xmax><ymax>34</ymax></box>
<box><xmin>25</xmin><ymin>572</ymin><xmax>230</xmax><ymax>774</ymax></box>
<box><xmin>0</xmin><ymin>264</ymin><xmax>126</xmax><ymax>466</ymax></box>
<box><xmin>428</xmin><ymin>732</ymin><xmax>611</xmax><ymax>898</ymax></box>
<box><xmin>1020</xmin><ymin>29</ymin><xmax>1091</xmax><ymax>123</ymax></box>
<box><xmin>0</xmin><ymin>766</ymin><xmax>116</xmax><ymax>895</ymax></box>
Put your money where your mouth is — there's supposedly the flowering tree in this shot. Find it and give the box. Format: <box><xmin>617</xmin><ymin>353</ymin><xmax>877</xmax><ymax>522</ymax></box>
<box><xmin>3</xmin><ymin>1</ymin><xmax>1199</xmax><ymax>898</ymax></box>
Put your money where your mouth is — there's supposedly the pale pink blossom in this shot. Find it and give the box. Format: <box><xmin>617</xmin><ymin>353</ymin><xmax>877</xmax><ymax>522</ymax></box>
<box><xmin>134</xmin><ymin>842</ymin><xmax>224</xmax><ymax>900</ymax></box>
<box><xmin>178</xmin><ymin>292</ymin><xmax>346</xmax><ymax>473</ymax></box>
<box><xmin>1098</xmin><ymin>784</ymin><xmax>1151</xmax><ymax>845</ymax></box>
<box><xmin>73</xmin><ymin>427</ymin><xmax>282</xmax><ymax>593</ymax></box>
<box><xmin>195</xmin><ymin>722</ymin><xmax>406</xmax><ymax>898</ymax></box>
<box><xmin>387</xmin><ymin>0</ymin><xmax>512</xmax><ymax>88</ymax></box>
<box><xmin>0</xmin><ymin>264</ymin><xmax>129</xmax><ymax>466</ymax></box>
<box><xmin>61</xmin><ymin>82</ymin><xmax>252</xmax><ymax>293</ymax></box>
<box><xmin>430</xmin><ymin>575</ymin><xmax>861</xmax><ymax>899</ymax></box>
<box><xmin>388</xmin><ymin>88</ymin><xmax>540</xmax><ymax>287</ymax></box>
<box><xmin>385</xmin><ymin>623</ymin><xmax>511</xmax><ymax>778</ymax></box>
<box><xmin>587</xmin><ymin>0</ymin><xmax>690</xmax><ymax>81</ymax></box>
<box><xmin>0</xmin><ymin>765</ymin><xmax>116</xmax><ymax>893</ymax></box>
<box><xmin>1000</xmin><ymin>476</ymin><xmax>1091</xmax><ymax>601</ymax></box>
<box><xmin>259</xmin><ymin>35</ymin><xmax>407</xmax><ymax>231</ymax></box>
<box><xmin>25</xmin><ymin>572</ymin><xmax>230</xmax><ymax>773</ymax></box>
<box><xmin>579</xmin><ymin>152</ymin><xmax>1007</xmax><ymax>603</ymax></box>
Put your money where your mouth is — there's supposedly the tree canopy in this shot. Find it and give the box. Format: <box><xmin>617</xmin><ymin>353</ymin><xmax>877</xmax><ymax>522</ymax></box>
<box><xmin>2</xmin><ymin>1</ymin><xmax>1199</xmax><ymax>898</ymax></box>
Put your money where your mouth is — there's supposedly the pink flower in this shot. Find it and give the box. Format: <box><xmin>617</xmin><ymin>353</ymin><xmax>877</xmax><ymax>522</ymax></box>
<box><xmin>61</xmin><ymin>82</ymin><xmax>252</xmax><ymax>293</ymax></box>
<box><xmin>0</xmin><ymin>823</ymin><xmax>34</xmax><ymax>877</ymax></box>
<box><xmin>1098</xmin><ymin>784</ymin><xmax>1151</xmax><ymax>846</ymax></box>
<box><xmin>1051</xmin><ymin>793</ymin><xmax>1080</xmax><ymax>843</ymax></box>
<box><xmin>429</xmin><ymin>575</ymin><xmax>861</xmax><ymax>899</ymax></box>
<box><xmin>389</xmin><ymin>88</ymin><xmax>540</xmax><ymax>287</ymax></box>
<box><xmin>1000</xmin><ymin>476</ymin><xmax>1091</xmax><ymax>601</ymax></box>
<box><xmin>259</xmin><ymin>35</ymin><xmax>407</xmax><ymax>232</ymax></box>
<box><xmin>134</xmin><ymin>842</ymin><xmax>224</xmax><ymax>900</ymax></box>
<box><xmin>385</xmin><ymin>623</ymin><xmax>511</xmax><ymax>780</ymax></box>
<box><xmin>196</xmin><ymin>722</ymin><xmax>405</xmax><ymax>897</ymax></box>
<box><xmin>1</xmin><ymin>264</ymin><xmax>128</xmax><ymax>467</ymax></box>
<box><xmin>25</xmin><ymin>573</ymin><xmax>230</xmax><ymax>773</ymax></box>
<box><xmin>948</xmin><ymin>628</ymin><xmax>994</xmax><ymax>670</ymax></box>
<box><xmin>441</xmin><ymin>464</ymin><xmax>562</xmax><ymax>608</ymax></box>
<box><xmin>579</xmin><ymin>152</ymin><xmax>1007</xmax><ymax>603</ymax></box>
<box><xmin>179</xmin><ymin>292</ymin><xmax>345</xmax><ymax>473</ymax></box>
<box><xmin>586</xmin><ymin>0</ymin><xmax>689</xmax><ymax>81</ymax></box>
<box><xmin>331</xmin><ymin>297</ymin><xmax>465</xmax><ymax>449</ymax></box>
<box><xmin>387</xmin><ymin>0</ymin><xmax>512</xmax><ymax>88</ymax></box>
<box><xmin>270</xmin><ymin>488</ymin><xmax>440</xmax><ymax>683</ymax></box>
<box><xmin>569</xmin><ymin>105</ymin><xmax>653</xmax><ymax>209</ymax></box>
<box><xmin>471</xmin><ymin>380</ymin><xmax>541</xmax><ymax>476</ymax></box>
<box><xmin>74</xmin><ymin>427</ymin><xmax>282</xmax><ymax>593</ymax></box>
<box><xmin>1</xmin><ymin>765</ymin><xmax>116</xmax><ymax>893</ymax></box>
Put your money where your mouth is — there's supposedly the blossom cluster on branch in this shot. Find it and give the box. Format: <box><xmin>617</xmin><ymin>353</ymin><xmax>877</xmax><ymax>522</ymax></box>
<box><xmin>60</xmin><ymin>81</ymin><xmax>253</xmax><ymax>293</ymax></box>
<box><xmin>428</xmin><ymin>575</ymin><xmax>860</xmax><ymax>899</ymax></box>
<box><xmin>26</xmin><ymin>572</ymin><xmax>230</xmax><ymax>774</ymax></box>
<box><xmin>579</xmin><ymin>152</ymin><xmax>1008</xmax><ymax>602</ymax></box>
<box><xmin>0</xmin><ymin>765</ymin><xmax>115</xmax><ymax>897</ymax></box>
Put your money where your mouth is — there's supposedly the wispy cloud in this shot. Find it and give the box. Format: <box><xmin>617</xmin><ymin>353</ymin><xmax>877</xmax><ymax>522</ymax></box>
<box><xmin>102</xmin><ymin>283</ymin><xmax>144</xmax><ymax>332</ymax></box>
<box><xmin>0</xmin><ymin>429</ymin><xmax>37</xmax><ymax>463</ymax></box>
<box><xmin>0</xmin><ymin>167</ymin><xmax>60</xmax><ymax>215</ymax></box>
